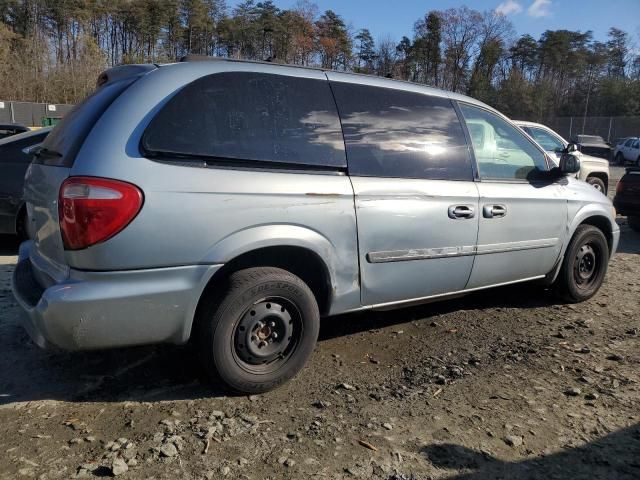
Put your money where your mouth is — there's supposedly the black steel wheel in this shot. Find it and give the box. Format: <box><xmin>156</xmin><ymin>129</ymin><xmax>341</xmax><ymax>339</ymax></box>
<box><xmin>233</xmin><ymin>297</ymin><xmax>300</xmax><ymax>373</ymax></box>
<box><xmin>573</xmin><ymin>243</ymin><xmax>600</xmax><ymax>290</ymax></box>
<box><xmin>197</xmin><ymin>267</ymin><xmax>319</xmax><ymax>393</ymax></box>
<box><xmin>555</xmin><ymin>225</ymin><xmax>609</xmax><ymax>303</ymax></box>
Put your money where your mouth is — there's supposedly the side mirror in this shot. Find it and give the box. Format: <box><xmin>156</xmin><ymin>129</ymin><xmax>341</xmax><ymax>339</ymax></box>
<box><xmin>559</xmin><ymin>143</ymin><xmax>581</xmax><ymax>174</ymax></box>
<box><xmin>565</xmin><ymin>142</ymin><xmax>579</xmax><ymax>153</ymax></box>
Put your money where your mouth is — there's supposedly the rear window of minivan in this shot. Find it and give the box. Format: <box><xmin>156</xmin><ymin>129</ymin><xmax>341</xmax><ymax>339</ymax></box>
<box><xmin>36</xmin><ymin>78</ymin><xmax>137</xmax><ymax>167</ymax></box>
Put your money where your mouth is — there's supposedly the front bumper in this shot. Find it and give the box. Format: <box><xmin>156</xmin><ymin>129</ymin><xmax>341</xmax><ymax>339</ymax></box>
<box><xmin>612</xmin><ymin>225</ymin><xmax>621</xmax><ymax>256</ymax></box>
<box><xmin>11</xmin><ymin>241</ymin><xmax>222</xmax><ymax>350</ymax></box>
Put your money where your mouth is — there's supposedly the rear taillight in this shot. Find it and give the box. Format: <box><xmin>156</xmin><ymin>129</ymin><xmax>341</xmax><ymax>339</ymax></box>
<box><xmin>58</xmin><ymin>177</ymin><xmax>143</xmax><ymax>250</ymax></box>
<box><xmin>616</xmin><ymin>180</ymin><xmax>625</xmax><ymax>195</ymax></box>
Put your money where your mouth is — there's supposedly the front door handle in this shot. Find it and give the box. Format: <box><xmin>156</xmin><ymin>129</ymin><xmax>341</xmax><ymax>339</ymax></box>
<box><xmin>483</xmin><ymin>204</ymin><xmax>507</xmax><ymax>218</ymax></box>
<box><xmin>448</xmin><ymin>204</ymin><xmax>476</xmax><ymax>219</ymax></box>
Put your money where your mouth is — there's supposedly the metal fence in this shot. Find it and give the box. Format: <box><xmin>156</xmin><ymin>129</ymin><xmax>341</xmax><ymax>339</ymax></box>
<box><xmin>2</xmin><ymin>100</ymin><xmax>639</xmax><ymax>146</ymax></box>
<box><xmin>0</xmin><ymin>100</ymin><xmax>74</xmax><ymax>127</ymax></box>
<box><xmin>545</xmin><ymin>116</ymin><xmax>640</xmax><ymax>143</ymax></box>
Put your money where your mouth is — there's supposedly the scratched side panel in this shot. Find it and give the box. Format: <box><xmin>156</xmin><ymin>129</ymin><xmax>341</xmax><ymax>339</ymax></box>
<box><xmin>352</xmin><ymin>177</ymin><xmax>479</xmax><ymax>306</ymax></box>
<box><xmin>64</xmin><ymin>165</ymin><xmax>361</xmax><ymax>314</ymax></box>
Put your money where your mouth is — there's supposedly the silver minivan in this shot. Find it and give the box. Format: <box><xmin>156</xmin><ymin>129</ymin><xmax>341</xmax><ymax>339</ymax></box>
<box><xmin>12</xmin><ymin>58</ymin><xmax>619</xmax><ymax>393</ymax></box>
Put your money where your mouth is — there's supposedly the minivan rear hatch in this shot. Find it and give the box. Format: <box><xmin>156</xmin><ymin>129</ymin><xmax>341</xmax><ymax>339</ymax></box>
<box><xmin>24</xmin><ymin>65</ymin><xmax>156</xmax><ymax>284</ymax></box>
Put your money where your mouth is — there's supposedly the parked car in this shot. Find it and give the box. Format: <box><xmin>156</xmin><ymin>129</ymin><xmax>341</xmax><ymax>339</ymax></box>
<box><xmin>613</xmin><ymin>168</ymin><xmax>640</xmax><ymax>232</ymax></box>
<box><xmin>613</xmin><ymin>137</ymin><xmax>640</xmax><ymax>167</ymax></box>
<box><xmin>515</xmin><ymin>121</ymin><xmax>610</xmax><ymax>193</ymax></box>
<box><xmin>612</xmin><ymin>137</ymin><xmax>629</xmax><ymax>164</ymax></box>
<box><xmin>570</xmin><ymin>134</ymin><xmax>612</xmax><ymax>160</ymax></box>
<box><xmin>12</xmin><ymin>59</ymin><xmax>619</xmax><ymax>393</ymax></box>
<box><xmin>0</xmin><ymin>127</ymin><xmax>52</xmax><ymax>237</ymax></box>
<box><xmin>0</xmin><ymin>123</ymin><xmax>29</xmax><ymax>140</ymax></box>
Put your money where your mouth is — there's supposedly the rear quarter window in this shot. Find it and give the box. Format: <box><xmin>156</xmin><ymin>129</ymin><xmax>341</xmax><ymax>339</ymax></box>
<box><xmin>142</xmin><ymin>72</ymin><xmax>346</xmax><ymax>170</ymax></box>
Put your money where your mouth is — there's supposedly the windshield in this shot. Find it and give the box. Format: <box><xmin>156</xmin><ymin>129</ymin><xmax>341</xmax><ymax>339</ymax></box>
<box><xmin>0</xmin><ymin>127</ymin><xmax>51</xmax><ymax>146</ymax></box>
<box><xmin>527</xmin><ymin>127</ymin><xmax>566</xmax><ymax>153</ymax></box>
<box><xmin>38</xmin><ymin>78</ymin><xmax>137</xmax><ymax>167</ymax></box>
<box><xmin>579</xmin><ymin>135</ymin><xmax>605</xmax><ymax>143</ymax></box>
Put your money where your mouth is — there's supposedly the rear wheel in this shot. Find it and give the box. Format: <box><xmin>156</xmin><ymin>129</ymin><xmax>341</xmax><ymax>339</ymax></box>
<box><xmin>628</xmin><ymin>216</ymin><xmax>640</xmax><ymax>233</ymax></box>
<box><xmin>555</xmin><ymin>225</ymin><xmax>609</xmax><ymax>303</ymax></box>
<box><xmin>586</xmin><ymin>176</ymin><xmax>606</xmax><ymax>194</ymax></box>
<box><xmin>197</xmin><ymin>267</ymin><xmax>320</xmax><ymax>393</ymax></box>
<box><xmin>615</xmin><ymin>152</ymin><xmax>624</xmax><ymax>165</ymax></box>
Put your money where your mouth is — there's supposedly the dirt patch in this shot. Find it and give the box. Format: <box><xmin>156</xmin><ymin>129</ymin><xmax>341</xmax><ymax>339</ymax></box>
<box><xmin>0</xmin><ymin>169</ymin><xmax>638</xmax><ymax>479</ymax></box>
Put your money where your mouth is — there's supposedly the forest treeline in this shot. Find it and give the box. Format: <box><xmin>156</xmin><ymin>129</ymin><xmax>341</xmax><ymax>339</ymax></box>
<box><xmin>1</xmin><ymin>0</ymin><xmax>639</xmax><ymax>122</ymax></box>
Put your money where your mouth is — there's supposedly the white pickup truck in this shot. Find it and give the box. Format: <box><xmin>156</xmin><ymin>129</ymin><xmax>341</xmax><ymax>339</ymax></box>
<box><xmin>515</xmin><ymin>121</ymin><xmax>610</xmax><ymax>194</ymax></box>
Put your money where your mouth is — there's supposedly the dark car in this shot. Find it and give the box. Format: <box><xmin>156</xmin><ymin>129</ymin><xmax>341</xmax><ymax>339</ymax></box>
<box><xmin>614</xmin><ymin>168</ymin><xmax>640</xmax><ymax>232</ymax></box>
<box><xmin>571</xmin><ymin>134</ymin><xmax>613</xmax><ymax>160</ymax></box>
<box><xmin>0</xmin><ymin>123</ymin><xmax>29</xmax><ymax>140</ymax></box>
<box><xmin>0</xmin><ymin>127</ymin><xmax>51</xmax><ymax>237</ymax></box>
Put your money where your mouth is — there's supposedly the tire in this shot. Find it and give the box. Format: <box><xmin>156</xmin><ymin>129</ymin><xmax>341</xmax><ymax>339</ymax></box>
<box><xmin>615</xmin><ymin>153</ymin><xmax>624</xmax><ymax>165</ymax></box>
<box><xmin>197</xmin><ymin>267</ymin><xmax>320</xmax><ymax>393</ymax></box>
<box><xmin>586</xmin><ymin>176</ymin><xmax>606</xmax><ymax>194</ymax></box>
<box><xmin>629</xmin><ymin>216</ymin><xmax>640</xmax><ymax>233</ymax></box>
<box><xmin>555</xmin><ymin>225</ymin><xmax>609</xmax><ymax>303</ymax></box>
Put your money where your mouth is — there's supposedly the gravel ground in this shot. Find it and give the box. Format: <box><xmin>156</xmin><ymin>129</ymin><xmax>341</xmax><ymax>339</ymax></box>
<box><xmin>0</xmin><ymin>167</ymin><xmax>638</xmax><ymax>480</ymax></box>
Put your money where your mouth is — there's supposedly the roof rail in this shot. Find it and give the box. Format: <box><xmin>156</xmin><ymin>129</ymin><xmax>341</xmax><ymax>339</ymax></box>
<box><xmin>96</xmin><ymin>64</ymin><xmax>157</xmax><ymax>88</ymax></box>
<box><xmin>178</xmin><ymin>54</ymin><xmax>441</xmax><ymax>92</ymax></box>
<box><xmin>179</xmin><ymin>54</ymin><xmax>328</xmax><ymax>72</ymax></box>
<box><xmin>180</xmin><ymin>55</ymin><xmax>228</xmax><ymax>63</ymax></box>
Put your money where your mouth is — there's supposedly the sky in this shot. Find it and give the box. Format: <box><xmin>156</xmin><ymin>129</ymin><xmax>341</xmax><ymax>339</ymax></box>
<box><xmin>230</xmin><ymin>0</ymin><xmax>640</xmax><ymax>45</ymax></box>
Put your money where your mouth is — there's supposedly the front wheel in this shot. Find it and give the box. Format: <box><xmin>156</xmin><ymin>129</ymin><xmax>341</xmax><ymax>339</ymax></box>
<box><xmin>197</xmin><ymin>267</ymin><xmax>320</xmax><ymax>393</ymax></box>
<box><xmin>586</xmin><ymin>176</ymin><xmax>606</xmax><ymax>194</ymax></box>
<box><xmin>555</xmin><ymin>225</ymin><xmax>609</xmax><ymax>303</ymax></box>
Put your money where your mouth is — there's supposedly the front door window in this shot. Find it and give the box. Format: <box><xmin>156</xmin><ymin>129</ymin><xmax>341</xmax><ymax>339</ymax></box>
<box><xmin>460</xmin><ymin>104</ymin><xmax>548</xmax><ymax>180</ymax></box>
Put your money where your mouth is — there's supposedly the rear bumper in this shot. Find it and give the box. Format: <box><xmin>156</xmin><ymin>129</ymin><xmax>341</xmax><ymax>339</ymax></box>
<box><xmin>11</xmin><ymin>241</ymin><xmax>222</xmax><ymax>350</ymax></box>
<box><xmin>613</xmin><ymin>197</ymin><xmax>640</xmax><ymax>218</ymax></box>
